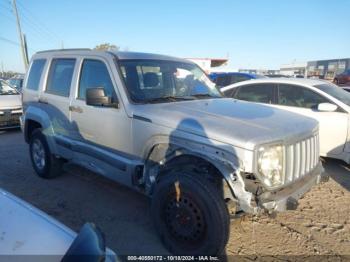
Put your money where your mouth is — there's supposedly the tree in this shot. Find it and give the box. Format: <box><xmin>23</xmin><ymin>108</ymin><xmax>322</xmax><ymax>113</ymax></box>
<box><xmin>94</xmin><ymin>43</ymin><xmax>119</xmax><ymax>51</ymax></box>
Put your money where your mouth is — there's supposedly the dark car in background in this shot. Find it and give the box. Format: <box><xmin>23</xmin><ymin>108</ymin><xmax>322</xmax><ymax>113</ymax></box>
<box><xmin>208</xmin><ymin>72</ymin><xmax>266</xmax><ymax>88</ymax></box>
<box><xmin>334</xmin><ymin>69</ymin><xmax>350</xmax><ymax>85</ymax></box>
<box><xmin>265</xmin><ymin>74</ymin><xmax>290</xmax><ymax>78</ymax></box>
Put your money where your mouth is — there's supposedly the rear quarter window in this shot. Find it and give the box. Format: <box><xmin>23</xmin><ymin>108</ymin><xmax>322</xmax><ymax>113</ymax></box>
<box><xmin>26</xmin><ymin>59</ymin><xmax>46</xmax><ymax>91</ymax></box>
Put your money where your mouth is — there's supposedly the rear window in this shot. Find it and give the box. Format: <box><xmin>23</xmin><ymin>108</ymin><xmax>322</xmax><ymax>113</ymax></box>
<box><xmin>26</xmin><ymin>59</ymin><xmax>46</xmax><ymax>91</ymax></box>
<box><xmin>314</xmin><ymin>83</ymin><xmax>350</xmax><ymax>106</ymax></box>
<box><xmin>46</xmin><ymin>59</ymin><xmax>76</xmax><ymax>97</ymax></box>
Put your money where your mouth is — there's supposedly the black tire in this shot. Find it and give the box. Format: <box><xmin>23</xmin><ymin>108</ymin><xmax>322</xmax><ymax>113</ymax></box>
<box><xmin>29</xmin><ymin>129</ymin><xmax>64</xmax><ymax>178</ymax></box>
<box><xmin>151</xmin><ymin>170</ymin><xmax>230</xmax><ymax>255</ymax></box>
<box><xmin>334</xmin><ymin>78</ymin><xmax>339</xmax><ymax>85</ymax></box>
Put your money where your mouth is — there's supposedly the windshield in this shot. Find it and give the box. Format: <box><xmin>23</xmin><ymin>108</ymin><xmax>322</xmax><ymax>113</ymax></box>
<box><xmin>314</xmin><ymin>83</ymin><xmax>350</xmax><ymax>106</ymax></box>
<box><xmin>0</xmin><ymin>80</ymin><xmax>19</xmax><ymax>95</ymax></box>
<box><xmin>118</xmin><ymin>59</ymin><xmax>222</xmax><ymax>103</ymax></box>
<box><xmin>9</xmin><ymin>79</ymin><xmax>23</xmax><ymax>89</ymax></box>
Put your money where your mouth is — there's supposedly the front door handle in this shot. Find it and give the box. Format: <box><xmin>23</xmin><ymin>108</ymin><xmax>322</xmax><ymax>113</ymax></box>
<box><xmin>69</xmin><ymin>106</ymin><xmax>83</xmax><ymax>113</ymax></box>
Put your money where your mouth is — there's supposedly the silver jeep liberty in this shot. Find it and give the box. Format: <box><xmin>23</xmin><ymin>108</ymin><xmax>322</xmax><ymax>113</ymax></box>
<box><xmin>21</xmin><ymin>49</ymin><xmax>327</xmax><ymax>255</ymax></box>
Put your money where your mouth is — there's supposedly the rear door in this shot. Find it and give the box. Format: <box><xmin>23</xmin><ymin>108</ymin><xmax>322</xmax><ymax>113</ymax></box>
<box><xmin>39</xmin><ymin>57</ymin><xmax>77</xmax><ymax>138</ymax></box>
<box><xmin>273</xmin><ymin>84</ymin><xmax>348</xmax><ymax>156</ymax></box>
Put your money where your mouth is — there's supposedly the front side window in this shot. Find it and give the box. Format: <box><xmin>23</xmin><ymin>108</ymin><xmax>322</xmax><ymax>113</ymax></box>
<box><xmin>118</xmin><ymin>60</ymin><xmax>221</xmax><ymax>103</ymax></box>
<box><xmin>235</xmin><ymin>84</ymin><xmax>275</xmax><ymax>104</ymax></box>
<box><xmin>79</xmin><ymin>59</ymin><xmax>115</xmax><ymax>100</ymax></box>
<box><xmin>46</xmin><ymin>59</ymin><xmax>75</xmax><ymax>97</ymax></box>
<box><xmin>278</xmin><ymin>84</ymin><xmax>328</xmax><ymax>108</ymax></box>
<box><xmin>26</xmin><ymin>59</ymin><xmax>46</xmax><ymax>91</ymax></box>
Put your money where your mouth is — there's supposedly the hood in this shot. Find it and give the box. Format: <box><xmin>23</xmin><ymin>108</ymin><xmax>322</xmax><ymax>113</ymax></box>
<box><xmin>0</xmin><ymin>94</ymin><xmax>22</xmax><ymax>109</ymax></box>
<box><xmin>133</xmin><ymin>98</ymin><xmax>318</xmax><ymax>150</ymax></box>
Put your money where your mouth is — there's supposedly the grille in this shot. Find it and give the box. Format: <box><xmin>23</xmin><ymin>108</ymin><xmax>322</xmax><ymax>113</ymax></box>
<box><xmin>0</xmin><ymin>109</ymin><xmax>22</xmax><ymax>127</ymax></box>
<box><xmin>284</xmin><ymin>133</ymin><xmax>319</xmax><ymax>184</ymax></box>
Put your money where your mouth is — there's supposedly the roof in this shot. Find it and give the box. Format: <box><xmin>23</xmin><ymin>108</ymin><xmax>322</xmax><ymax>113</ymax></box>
<box><xmin>34</xmin><ymin>49</ymin><xmax>192</xmax><ymax>64</ymax></box>
<box><xmin>221</xmin><ymin>77</ymin><xmax>329</xmax><ymax>91</ymax></box>
<box><xmin>112</xmin><ymin>51</ymin><xmax>190</xmax><ymax>63</ymax></box>
<box><xmin>210</xmin><ymin>71</ymin><xmax>254</xmax><ymax>76</ymax></box>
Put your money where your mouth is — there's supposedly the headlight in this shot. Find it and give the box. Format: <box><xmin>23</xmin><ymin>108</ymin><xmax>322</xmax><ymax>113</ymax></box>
<box><xmin>257</xmin><ymin>144</ymin><xmax>284</xmax><ymax>188</ymax></box>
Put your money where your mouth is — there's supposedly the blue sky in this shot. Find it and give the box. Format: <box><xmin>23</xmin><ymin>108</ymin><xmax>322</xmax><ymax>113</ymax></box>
<box><xmin>1</xmin><ymin>0</ymin><xmax>349</xmax><ymax>72</ymax></box>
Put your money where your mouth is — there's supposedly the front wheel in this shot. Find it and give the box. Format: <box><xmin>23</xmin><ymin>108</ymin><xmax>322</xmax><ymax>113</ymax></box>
<box><xmin>151</xmin><ymin>171</ymin><xmax>230</xmax><ymax>255</ymax></box>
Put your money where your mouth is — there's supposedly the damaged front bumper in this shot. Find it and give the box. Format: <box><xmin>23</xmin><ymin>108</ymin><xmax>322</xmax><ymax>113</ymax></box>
<box><xmin>233</xmin><ymin>162</ymin><xmax>328</xmax><ymax>214</ymax></box>
<box><xmin>259</xmin><ymin>162</ymin><xmax>328</xmax><ymax>212</ymax></box>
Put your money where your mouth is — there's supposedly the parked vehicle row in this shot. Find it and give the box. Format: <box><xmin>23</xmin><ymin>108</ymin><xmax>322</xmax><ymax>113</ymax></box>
<box><xmin>20</xmin><ymin>49</ymin><xmax>328</xmax><ymax>255</ymax></box>
<box><xmin>222</xmin><ymin>78</ymin><xmax>350</xmax><ymax>163</ymax></box>
<box><xmin>334</xmin><ymin>69</ymin><xmax>350</xmax><ymax>85</ymax></box>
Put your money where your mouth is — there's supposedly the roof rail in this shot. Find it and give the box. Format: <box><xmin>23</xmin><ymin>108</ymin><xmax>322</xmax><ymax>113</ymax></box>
<box><xmin>36</xmin><ymin>48</ymin><xmax>92</xmax><ymax>54</ymax></box>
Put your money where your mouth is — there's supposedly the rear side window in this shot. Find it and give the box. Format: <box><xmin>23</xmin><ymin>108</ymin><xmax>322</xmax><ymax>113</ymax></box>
<box><xmin>235</xmin><ymin>84</ymin><xmax>275</xmax><ymax>103</ymax></box>
<box><xmin>78</xmin><ymin>59</ymin><xmax>115</xmax><ymax>100</ymax></box>
<box><xmin>26</xmin><ymin>59</ymin><xmax>46</xmax><ymax>91</ymax></box>
<box><xmin>46</xmin><ymin>59</ymin><xmax>76</xmax><ymax>97</ymax></box>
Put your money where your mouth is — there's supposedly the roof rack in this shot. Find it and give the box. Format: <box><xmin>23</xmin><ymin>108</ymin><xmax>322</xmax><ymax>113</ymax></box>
<box><xmin>36</xmin><ymin>48</ymin><xmax>91</xmax><ymax>54</ymax></box>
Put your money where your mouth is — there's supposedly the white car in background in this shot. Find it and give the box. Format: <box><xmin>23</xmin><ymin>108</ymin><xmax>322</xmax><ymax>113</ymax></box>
<box><xmin>0</xmin><ymin>80</ymin><xmax>22</xmax><ymax>129</ymax></box>
<box><xmin>221</xmin><ymin>78</ymin><xmax>350</xmax><ymax>164</ymax></box>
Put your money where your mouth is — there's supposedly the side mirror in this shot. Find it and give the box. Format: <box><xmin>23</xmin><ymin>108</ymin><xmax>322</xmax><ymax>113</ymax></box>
<box><xmin>86</xmin><ymin>88</ymin><xmax>118</xmax><ymax>108</ymax></box>
<box><xmin>317</xmin><ymin>102</ymin><xmax>338</xmax><ymax>112</ymax></box>
<box><xmin>61</xmin><ymin>223</ymin><xmax>106</xmax><ymax>262</ymax></box>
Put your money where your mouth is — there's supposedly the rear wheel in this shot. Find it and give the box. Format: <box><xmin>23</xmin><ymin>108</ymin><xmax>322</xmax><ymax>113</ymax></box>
<box><xmin>151</xmin><ymin>171</ymin><xmax>230</xmax><ymax>255</ymax></box>
<box><xmin>29</xmin><ymin>129</ymin><xmax>64</xmax><ymax>178</ymax></box>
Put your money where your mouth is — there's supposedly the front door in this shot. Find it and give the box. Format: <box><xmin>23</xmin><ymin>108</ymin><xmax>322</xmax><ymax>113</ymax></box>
<box><xmin>69</xmin><ymin>57</ymin><xmax>132</xmax><ymax>154</ymax></box>
<box><xmin>273</xmin><ymin>84</ymin><xmax>348</xmax><ymax>156</ymax></box>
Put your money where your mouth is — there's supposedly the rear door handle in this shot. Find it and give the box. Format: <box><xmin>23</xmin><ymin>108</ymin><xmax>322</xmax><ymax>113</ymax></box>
<box><xmin>38</xmin><ymin>98</ymin><xmax>48</xmax><ymax>104</ymax></box>
<box><xmin>69</xmin><ymin>106</ymin><xmax>83</xmax><ymax>113</ymax></box>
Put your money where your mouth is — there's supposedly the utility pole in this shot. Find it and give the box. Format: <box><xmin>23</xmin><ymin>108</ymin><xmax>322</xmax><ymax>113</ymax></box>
<box><xmin>12</xmin><ymin>0</ymin><xmax>29</xmax><ymax>69</ymax></box>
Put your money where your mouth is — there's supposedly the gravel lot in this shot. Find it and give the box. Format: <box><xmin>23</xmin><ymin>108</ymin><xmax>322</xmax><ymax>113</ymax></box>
<box><xmin>0</xmin><ymin>129</ymin><xmax>349</xmax><ymax>258</ymax></box>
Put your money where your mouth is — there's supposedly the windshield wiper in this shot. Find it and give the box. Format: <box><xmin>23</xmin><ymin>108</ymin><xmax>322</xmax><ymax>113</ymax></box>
<box><xmin>145</xmin><ymin>96</ymin><xmax>195</xmax><ymax>103</ymax></box>
<box><xmin>191</xmin><ymin>93</ymin><xmax>222</xmax><ymax>99</ymax></box>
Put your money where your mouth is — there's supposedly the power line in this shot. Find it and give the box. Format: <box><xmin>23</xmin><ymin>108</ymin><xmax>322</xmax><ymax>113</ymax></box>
<box><xmin>19</xmin><ymin>14</ymin><xmax>59</xmax><ymax>47</ymax></box>
<box><xmin>0</xmin><ymin>36</ymin><xmax>37</xmax><ymax>52</ymax></box>
<box><xmin>16</xmin><ymin>0</ymin><xmax>62</xmax><ymax>42</ymax></box>
<box><xmin>0</xmin><ymin>36</ymin><xmax>20</xmax><ymax>46</ymax></box>
<box><xmin>2</xmin><ymin>0</ymin><xmax>59</xmax><ymax>48</ymax></box>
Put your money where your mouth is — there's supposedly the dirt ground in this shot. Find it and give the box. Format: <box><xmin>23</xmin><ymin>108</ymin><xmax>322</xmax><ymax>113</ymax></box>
<box><xmin>0</xmin><ymin>130</ymin><xmax>349</xmax><ymax>260</ymax></box>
